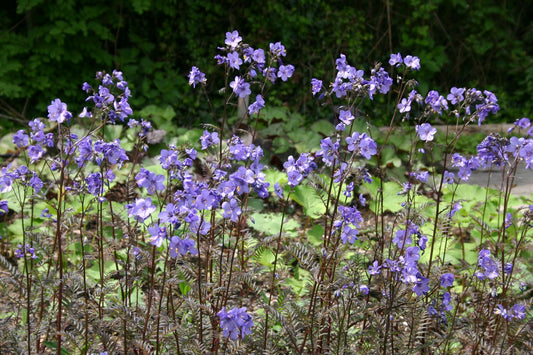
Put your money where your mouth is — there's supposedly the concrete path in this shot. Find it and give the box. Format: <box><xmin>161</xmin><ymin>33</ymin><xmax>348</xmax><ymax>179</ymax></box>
<box><xmin>465</xmin><ymin>162</ymin><xmax>533</xmax><ymax>198</ymax></box>
<box><xmin>436</xmin><ymin>124</ymin><xmax>532</xmax><ymax>198</ymax></box>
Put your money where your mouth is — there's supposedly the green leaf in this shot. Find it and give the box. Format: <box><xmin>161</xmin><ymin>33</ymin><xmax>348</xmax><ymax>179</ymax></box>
<box><xmin>307</xmin><ymin>224</ymin><xmax>324</xmax><ymax>247</ymax></box>
<box><xmin>104</xmin><ymin>125</ymin><xmax>123</xmax><ymax>142</ymax></box>
<box><xmin>285</xmin><ymin>268</ymin><xmax>311</xmax><ymax>297</ymax></box>
<box><xmin>179</xmin><ymin>281</ymin><xmax>191</xmax><ymax>296</ymax></box>
<box><xmin>310</xmin><ymin>120</ymin><xmax>334</xmax><ymax>136</ymax></box>
<box><xmin>248</xmin><ymin>212</ymin><xmax>299</xmax><ymax>237</ymax></box>
<box><xmin>360</xmin><ymin>178</ymin><xmax>405</xmax><ymax>213</ymax></box>
<box><xmin>42</xmin><ymin>341</ymin><xmax>70</xmax><ymax>355</ymax></box>
<box><xmin>380</xmin><ymin>146</ymin><xmax>402</xmax><ymax>168</ymax></box>
<box><xmin>253</xmin><ymin>247</ymin><xmax>276</xmax><ymax>267</ymax></box>
<box><xmin>290</xmin><ymin>185</ymin><xmax>326</xmax><ymax>219</ymax></box>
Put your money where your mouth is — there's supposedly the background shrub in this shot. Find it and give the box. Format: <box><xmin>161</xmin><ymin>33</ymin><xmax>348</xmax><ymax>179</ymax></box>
<box><xmin>0</xmin><ymin>0</ymin><xmax>531</xmax><ymax>135</ymax></box>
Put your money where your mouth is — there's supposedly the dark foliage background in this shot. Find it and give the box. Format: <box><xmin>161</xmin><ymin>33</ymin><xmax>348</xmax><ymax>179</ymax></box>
<box><xmin>1</xmin><ymin>0</ymin><xmax>531</xmax><ymax>134</ymax></box>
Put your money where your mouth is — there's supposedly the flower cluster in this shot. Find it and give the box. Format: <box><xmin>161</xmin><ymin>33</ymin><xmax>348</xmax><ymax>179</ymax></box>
<box><xmin>283</xmin><ymin>153</ymin><xmax>316</xmax><ymax>187</ymax></box>
<box><xmin>81</xmin><ymin>69</ymin><xmax>133</xmax><ymax>124</ymax></box>
<box><xmin>217</xmin><ymin>306</ymin><xmax>254</xmax><ymax>341</ymax></box>
<box><xmin>476</xmin><ymin>249</ymin><xmax>500</xmax><ymax>280</ymax></box>
<box><xmin>495</xmin><ymin>303</ymin><xmax>526</xmax><ymax>321</ymax></box>
<box><xmin>15</xmin><ymin>243</ymin><xmax>37</xmax><ymax>259</ymax></box>
<box><xmin>190</xmin><ymin>30</ymin><xmax>294</xmax><ymax>118</ymax></box>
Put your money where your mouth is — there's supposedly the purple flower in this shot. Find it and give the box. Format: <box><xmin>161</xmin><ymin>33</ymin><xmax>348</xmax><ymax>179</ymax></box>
<box><xmin>29</xmin><ymin>118</ymin><xmax>46</xmax><ymax>132</ymax></box>
<box><xmin>15</xmin><ymin>244</ymin><xmax>24</xmax><ymax>258</ymax></box>
<box><xmin>82</xmin><ymin>82</ymin><xmax>92</xmax><ymax>93</ymax></box>
<box><xmin>200</xmin><ymin>130</ymin><xmax>220</xmax><ymax>150</ymax></box>
<box><xmin>135</xmin><ymin>168</ymin><xmax>165</xmax><ymax>195</ymax></box>
<box><xmin>218</xmin><ymin>307</ymin><xmax>254</xmax><ymax>341</ymax></box>
<box><xmin>147</xmin><ymin>224</ymin><xmax>167</xmax><ymax>247</ymax></box>
<box><xmin>248</xmin><ymin>94</ymin><xmax>265</xmax><ymax>115</ymax></box>
<box><xmin>0</xmin><ymin>200</ymin><xmax>8</xmax><ymax>216</ymax></box>
<box><xmin>510</xmin><ymin>304</ymin><xmax>526</xmax><ymax>320</ymax></box>
<box><xmin>113</xmin><ymin>97</ymin><xmax>132</xmax><ymax>121</ymax></box>
<box><xmin>413</xmin><ymin>274</ymin><xmax>429</xmax><ymax>297</ymax></box>
<box><xmin>159</xmin><ymin>149</ymin><xmax>180</xmax><ymax>170</ymax></box>
<box><xmin>27</xmin><ymin>144</ymin><xmax>45</xmax><ymax>163</ymax></box>
<box><xmin>277</xmin><ymin>64</ymin><xmax>295</xmax><ymax>81</ymax></box>
<box><xmin>519</xmin><ymin>141</ymin><xmax>533</xmax><ymax>169</ymax></box>
<box><xmin>126</xmin><ymin>198</ymin><xmax>156</xmax><ymax>222</ymax></box>
<box><xmin>316</xmin><ymin>137</ymin><xmax>340</xmax><ymax>166</ymax></box>
<box><xmin>495</xmin><ymin>304</ymin><xmax>510</xmax><ymax>320</ymax></box>
<box><xmin>159</xmin><ymin>203</ymin><xmax>180</xmax><ymax>226</ymax></box>
<box><xmin>188</xmin><ymin>66</ymin><xmax>206</xmax><ymax>88</ymax></box>
<box><xmin>413</xmin><ymin>170</ymin><xmax>429</xmax><ymax>183</ymax></box>
<box><xmin>416</xmin><ymin>123</ymin><xmax>437</xmax><ymax>142</ymax></box>
<box><xmin>477</xmin><ymin>249</ymin><xmax>499</xmax><ymax>280</ymax></box>
<box><xmin>339</xmin><ymin>109</ymin><xmax>354</xmax><ymax>125</ymax></box>
<box><xmin>214</xmin><ymin>54</ymin><xmax>228</xmax><ymax>65</ymax></box>
<box><xmin>95</xmin><ymin>139</ymin><xmax>129</xmax><ymax>166</ymax></box>
<box><xmin>230</xmin><ymin>167</ymin><xmax>255</xmax><ymax>195</ymax></box>
<box><xmin>447</xmin><ymin>87</ymin><xmax>465</xmax><ymax>105</ymax></box>
<box><xmin>169</xmin><ymin>235</ymin><xmax>198</xmax><ymax>257</ymax></box>
<box><xmin>417</xmin><ymin>233</ymin><xmax>428</xmax><ymax>251</ymax></box>
<box><xmin>403</xmin><ymin>55</ymin><xmax>420</xmax><ymax>70</ymax></box>
<box><xmin>228</xmin><ymin>52</ymin><xmax>243</xmax><ymax>70</ymax></box>
<box><xmin>13</xmin><ymin>130</ymin><xmax>29</xmax><ymax>148</ymax></box>
<box><xmin>225</xmin><ymin>30</ymin><xmax>242</xmax><ymax>49</ymax></box>
<box><xmin>230</xmin><ymin>76</ymin><xmax>251</xmax><ymax>98</ymax></box>
<box><xmin>340</xmin><ymin>226</ymin><xmax>359</xmax><ymax>244</ymax></box>
<box><xmin>405</xmin><ymin>246</ymin><xmax>420</xmax><ymax>264</ymax></box>
<box><xmin>398</xmin><ymin>98</ymin><xmax>411</xmax><ymax>113</ymax></box>
<box><xmin>357</xmin><ymin>193</ymin><xmax>366</xmax><ymax>207</ymax></box>
<box><xmin>443</xmin><ymin>171</ymin><xmax>455</xmax><ymax>184</ymax></box>
<box><xmin>360</xmin><ymin>284</ymin><xmax>369</xmax><ymax>295</ymax></box>
<box><xmin>274</xmin><ymin>182</ymin><xmax>284</xmax><ymax>199</ymax></box>
<box><xmin>222</xmin><ymin>198</ymin><xmax>242</xmax><ymax>222</ymax></box>
<box><xmin>345</xmin><ymin>132</ymin><xmax>377</xmax><ymax>159</ymax></box>
<box><xmin>48</xmin><ymin>98</ymin><xmax>72</xmax><ymax>124</ymax></box>
<box><xmin>41</xmin><ymin>208</ymin><xmax>52</xmax><ymax>218</ymax></box>
<box><xmin>504</xmin><ymin>262</ymin><xmax>513</xmax><ymax>274</ymax></box>
<box><xmin>425</xmin><ymin>90</ymin><xmax>448</xmax><ymax>114</ymax></box>
<box><xmin>86</xmin><ymin>172</ymin><xmax>103</xmax><ymax>196</ymax></box>
<box><xmin>369</xmin><ymin>67</ymin><xmax>393</xmax><ymax>97</ymax></box>
<box><xmin>513</xmin><ymin>117</ymin><xmax>531</xmax><ymax>130</ymax></box>
<box><xmin>194</xmin><ymin>189</ymin><xmax>217</xmax><ymax>210</ymax></box>
<box><xmin>263</xmin><ymin>67</ymin><xmax>277</xmax><ymax>83</ymax></box>
<box><xmin>311</xmin><ymin>78</ymin><xmax>322</xmax><ymax>96</ymax></box>
<box><xmin>393</xmin><ymin>222</ymin><xmax>419</xmax><ymax>247</ymax></box>
<box><xmin>448</xmin><ymin>202</ymin><xmax>462</xmax><ymax>218</ymax></box>
<box><xmin>251</xmin><ymin>48</ymin><xmax>265</xmax><ymax>64</ymax></box>
<box><xmin>368</xmin><ymin>260</ymin><xmax>382</xmax><ymax>275</ymax></box>
<box><xmin>269</xmin><ymin>42</ymin><xmax>286</xmax><ymax>58</ymax></box>
<box><xmin>389</xmin><ymin>53</ymin><xmax>403</xmax><ymax>66</ymax></box>
<box><xmin>475</xmin><ymin>90</ymin><xmax>500</xmax><ymax>125</ymax></box>
<box><xmin>0</xmin><ymin>169</ymin><xmax>14</xmax><ymax>193</ymax></box>
<box><xmin>442</xmin><ymin>292</ymin><xmax>453</xmax><ymax>311</ymax></box>
<box><xmin>73</xmin><ymin>137</ymin><xmax>92</xmax><ymax>168</ymax></box>
<box><xmin>440</xmin><ymin>273</ymin><xmax>455</xmax><ymax>288</ymax></box>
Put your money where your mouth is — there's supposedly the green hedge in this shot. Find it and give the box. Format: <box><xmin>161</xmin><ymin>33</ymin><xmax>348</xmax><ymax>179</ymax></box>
<box><xmin>1</xmin><ymin>0</ymin><xmax>531</xmax><ymax>132</ymax></box>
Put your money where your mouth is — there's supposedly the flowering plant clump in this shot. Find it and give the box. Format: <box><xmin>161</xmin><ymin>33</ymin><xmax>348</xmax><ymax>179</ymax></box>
<box><xmin>0</xmin><ymin>31</ymin><xmax>530</xmax><ymax>354</ymax></box>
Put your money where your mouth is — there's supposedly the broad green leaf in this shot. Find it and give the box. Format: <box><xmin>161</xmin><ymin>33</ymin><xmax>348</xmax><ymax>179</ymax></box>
<box><xmin>104</xmin><ymin>125</ymin><xmax>123</xmax><ymax>142</ymax></box>
<box><xmin>310</xmin><ymin>120</ymin><xmax>335</xmax><ymax>136</ymax></box>
<box><xmin>291</xmin><ymin>184</ymin><xmax>326</xmax><ymax>219</ymax></box>
<box><xmin>307</xmin><ymin>224</ymin><xmax>324</xmax><ymax>247</ymax></box>
<box><xmin>380</xmin><ymin>146</ymin><xmax>402</xmax><ymax>168</ymax></box>
<box><xmin>285</xmin><ymin>268</ymin><xmax>311</xmax><ymax>297</ymax></box>
<box><xmin>361</xmin><ymin>178</ymin><xmax>405</xmax><ymax>213</ymax></box>
<box><xmin>248</xmin><ymin>212</ymin><xmax>299</xmax><ymax>237</ymax></box>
